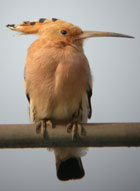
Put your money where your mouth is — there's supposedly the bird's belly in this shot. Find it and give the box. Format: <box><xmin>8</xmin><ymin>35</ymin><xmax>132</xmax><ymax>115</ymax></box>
<box><xmin>34</xmin><ymin>79</ymin><xmax>84</xmax><ymax>122</ymax></box>
<box><xmin>51</xmin><ymin>96</ymin><xmax>80</xmax><ymax>122</ymax></box>
<box><xmin>51</xmin><ymin>75</ymin><xmax>86</xmax><ymax>121</ymax></box>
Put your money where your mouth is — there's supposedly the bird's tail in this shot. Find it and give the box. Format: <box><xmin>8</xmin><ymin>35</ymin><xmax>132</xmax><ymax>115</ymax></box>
<box><xmin>56</xmin><ymin>156</ymin><xmax>85</xmax><ymax>181</ymax></box>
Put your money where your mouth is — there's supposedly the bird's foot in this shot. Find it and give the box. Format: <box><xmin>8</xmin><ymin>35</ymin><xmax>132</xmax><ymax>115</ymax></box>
<box><xmin>36</xmin><ymin>119</ymin><xmax>54</xmax><ymax>139</ymax></box>
<box><xmin>67</xmin><ymin>121</ymin><xmax>86</xmax><ymax>140</ymax></box>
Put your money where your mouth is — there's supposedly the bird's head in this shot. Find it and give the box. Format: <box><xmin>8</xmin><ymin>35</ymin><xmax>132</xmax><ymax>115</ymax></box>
<box><xmin>7</xmin><ymin>18</ymin><xmax>134</xmax><ymax>46</ymax></box>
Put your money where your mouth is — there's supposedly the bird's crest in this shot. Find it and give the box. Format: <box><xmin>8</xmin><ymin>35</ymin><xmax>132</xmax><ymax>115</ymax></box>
<box><xmin>6</xmin><ymin>18</ymin><xmax>60</xmax><ymax>34</ymax></box>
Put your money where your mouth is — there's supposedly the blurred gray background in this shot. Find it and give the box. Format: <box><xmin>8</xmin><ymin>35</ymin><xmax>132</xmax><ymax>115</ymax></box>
<box><xmin>0</xmin><ymin>0</ymin><xmax>140</xmax><ymax>190</ymax></box>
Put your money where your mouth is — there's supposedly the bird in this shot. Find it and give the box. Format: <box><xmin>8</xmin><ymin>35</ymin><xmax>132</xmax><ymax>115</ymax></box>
<box><xmin>7</xmin><ymin>18</ymin><xmax>134</xmax><ymax>181</ymax></box>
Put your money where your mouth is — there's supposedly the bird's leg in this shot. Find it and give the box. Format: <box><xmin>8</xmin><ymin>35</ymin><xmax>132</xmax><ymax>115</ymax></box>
<box><xmin>67</xmin><ymin>121</ymin><xmax>86</xmax><ymax>140</ymax></box>
<box><xmin>35</xmin><ymin>119</ymin><xmax>54</xmax><ymax>139</ymax></box>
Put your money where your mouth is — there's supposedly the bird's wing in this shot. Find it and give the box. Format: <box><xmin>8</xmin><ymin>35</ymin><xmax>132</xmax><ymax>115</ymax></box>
<box><xmin>87</xmin><ymin>88</ymin><xmax>92</xmax><ymax>119</ymax></box>
<box><xmin>24</xmin><ymin>69</ymin><xmax>30</xmax><ymax>103</ymax></box>
<box><xmin>86</xmin><ymin>61</ymin><xmax>92</xmax><ymax>119</ymax></box>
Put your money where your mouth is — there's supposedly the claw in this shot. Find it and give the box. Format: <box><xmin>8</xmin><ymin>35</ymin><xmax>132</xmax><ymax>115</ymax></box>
<box><xmin>46</xmin><ymin>120</ymin><xmax>53</xmax><ymax>128</ymax></box>
<box><xmin>78</xmin><ymin>123</ymin><xmax>86</xmax><ymax>136</ymax></box>
<box><xmin>72</xmin><ymin>124</ymin><xmax>77</xmax><ymax>140</ymax></box>
<box><xmin>67</xmin><ymin>122</ymin><xmax>85</xmax><ymax>140</ymax></box>
<box><xmin>35</xmin><ymin>119</ymin><xmax>53</xmax><ymax>139</ymax></box>
<box><xmin>42</xmin><ymin>120</ymin><xmax>47</xmax><ymax>139</ymax></box>
<box><xmin>67</xmin><ymin>123</ymin><xmax>73</xmax><ymax>133</ymax></box>
<box><xmin>36</xmin><ymin>122</ymin><xmax>41</xmax><ymax>134</ymax></box>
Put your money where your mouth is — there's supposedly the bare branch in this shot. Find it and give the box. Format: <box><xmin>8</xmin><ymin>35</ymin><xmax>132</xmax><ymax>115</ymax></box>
<box><xmin>0</xmin><ymin>123</ymin><xmax>140</xmax><ymax>148</ymax></box>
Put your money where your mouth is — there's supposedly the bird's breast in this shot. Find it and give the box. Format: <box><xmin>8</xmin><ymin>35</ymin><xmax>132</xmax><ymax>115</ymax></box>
<box><xmin>54</xmin><ymin>47</ymin><xmax>88</xmax><ymax>99</ymax></box>
<box><xmin>26</xmin><ymin>43</ymin><xmax>89</xmax><ymax>120</ymax></box>
<box><xmin>50</xmin><ymin>47</ymin><xmax>89</xmax><ymax>120</ymax></box>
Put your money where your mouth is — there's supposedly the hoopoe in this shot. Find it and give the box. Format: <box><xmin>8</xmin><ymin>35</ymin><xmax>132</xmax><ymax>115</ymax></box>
<box><xmin>7</xmin><ymin>18</ymin><xmax>134</xmax><ymax>181</ymax></box>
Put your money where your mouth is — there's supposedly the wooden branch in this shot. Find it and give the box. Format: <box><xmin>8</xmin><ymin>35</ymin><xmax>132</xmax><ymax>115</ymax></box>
<box><xmin>0</xmin><ymin>123</ymin><xmax>140</xmax><ymax>148</ymax></box>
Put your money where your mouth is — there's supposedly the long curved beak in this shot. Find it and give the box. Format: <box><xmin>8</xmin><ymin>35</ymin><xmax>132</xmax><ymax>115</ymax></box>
<box><xmin>78</xmin><ymin>31</ymin><xmax>134</xmax><ymax>39</ymax></box>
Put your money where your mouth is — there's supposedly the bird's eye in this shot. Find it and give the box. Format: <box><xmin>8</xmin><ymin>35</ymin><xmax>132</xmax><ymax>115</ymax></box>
<box><xmin>61</xmin><ymin>30</ymin><xmax>67</xmax><ymax>35</ymax></box>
